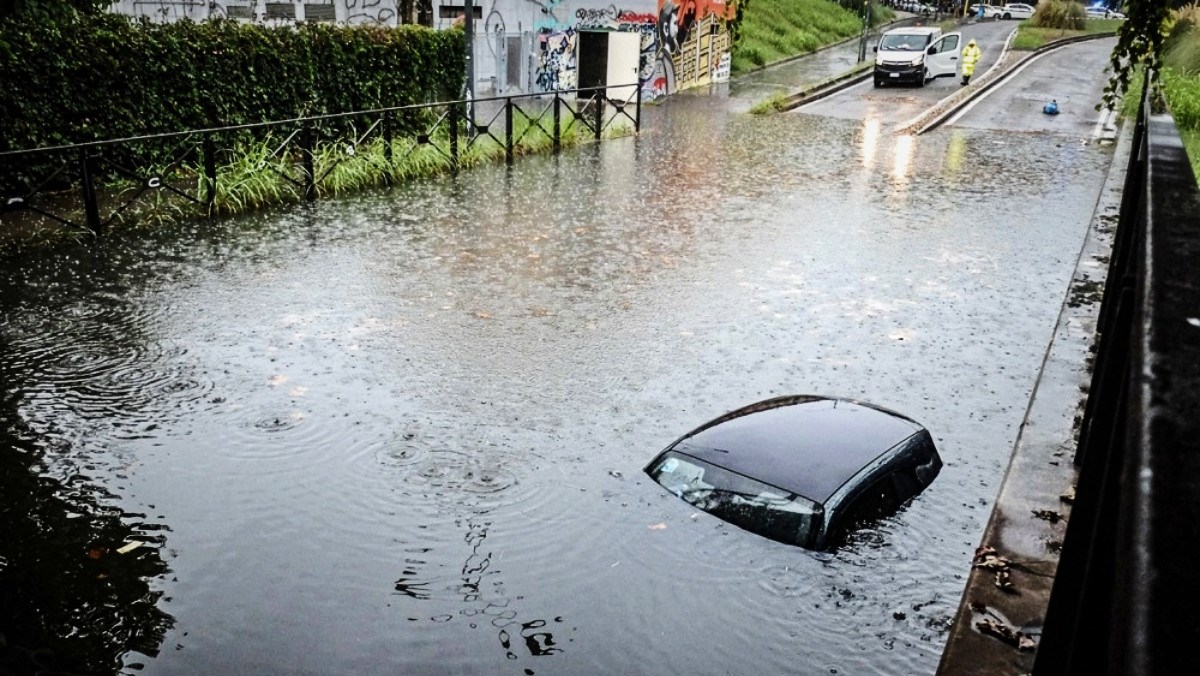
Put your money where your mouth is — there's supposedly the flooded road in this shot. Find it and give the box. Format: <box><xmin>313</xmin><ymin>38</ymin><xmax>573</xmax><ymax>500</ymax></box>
<box><xmin>799</xmin><ymin>19</ymin><xmax>1017</xmax><ymax>124</ymax></box>
<box><xmin>1</xmin><ymin>42</ymin><xmax>1117</xmax><ymax>675</ymax></box>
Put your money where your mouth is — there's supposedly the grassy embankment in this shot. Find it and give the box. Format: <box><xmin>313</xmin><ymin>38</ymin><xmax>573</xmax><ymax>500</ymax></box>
<box><xmin>1162</xmin><ymin>5</ymin><xmax>1200</xmax><ymax>180</ymax></box>
<box><xmin>1011</xmin><ymin>18</ymin><xmax>1123</xmax><ymax>50</ymax></box>
<box><xmin>1120</xmin><ymin>5</ymin><xmax>1200</xmax><ymax>181</ymax></box>
<box><xmin>732</xmin><ymin>0</ymin><xmax>894</xmax><ymax>74</ymax></box>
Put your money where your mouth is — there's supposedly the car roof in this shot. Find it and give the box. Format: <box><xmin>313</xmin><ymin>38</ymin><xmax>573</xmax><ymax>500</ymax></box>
<box><xmin>884</xmin><ymin>27</ymin><xmax>939</xmax><ymax>36</ymax></box>
<box><xmin>667</xmin><ymin>396</ymin><xmax>924</xmax><ymax>504</ymax></box>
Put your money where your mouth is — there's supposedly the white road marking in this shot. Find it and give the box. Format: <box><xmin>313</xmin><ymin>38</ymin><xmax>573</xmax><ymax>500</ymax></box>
<box><xmin>895</xmin><ymin>27</ymin><xmax>1019</xmax><ymax>131</ymax></box>
<box><xmin>1091</xmin><ymin>106</ymin><xmax>1117</xmax><ymax>141</ymax></box>
<box><xmin>943</xmin><ymin>49</ymin><xmax>1058</xmax><ymax>126</ymax></box>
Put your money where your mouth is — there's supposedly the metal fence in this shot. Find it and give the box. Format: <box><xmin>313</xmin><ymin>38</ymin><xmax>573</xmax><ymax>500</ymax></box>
<box><xmin>0</xmin><ymin>85</ymin><xmax>641</xmax><ymax>235</ymax></box>
<box><xmin>1033</xmin><ymin>81</ymin><xmax>1200</xmax><ymax>674</ymax></box>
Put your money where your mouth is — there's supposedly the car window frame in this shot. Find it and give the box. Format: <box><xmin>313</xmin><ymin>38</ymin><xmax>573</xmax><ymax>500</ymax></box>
<box><xmin>645</xmin><ymin>449</ymin><xmax>826</xmax><ymax>548</ymax></box>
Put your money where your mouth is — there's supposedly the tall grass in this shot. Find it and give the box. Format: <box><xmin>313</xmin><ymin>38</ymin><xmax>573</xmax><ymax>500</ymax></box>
<box><xmin>193</xmin><ymin>110</ymin><xmax>598</xmax><ymax>216</ymax></box>
<box><xmin>1166</xmin><ymin>3</ymin><xmax>1200</xmax><ymax>74</ymax></box>
<box><xmin>1031</xmin><ymin>0</ymin><xmax>1087</xmax><ymax>30</ymax></box>
<box><xmin>1012</xmin><ymin>17</ymin><xmax>1121</xmax><ymax>50</ymax></box>
<box><xmin>732</xmin><ymin>0</ymin><xmax>891</xmax><ymax>73</ymax></box>
<box><xmin>1163</xmin><ymin>5</ymin><xmax>1200</xmax><ymax>180</ymax></box>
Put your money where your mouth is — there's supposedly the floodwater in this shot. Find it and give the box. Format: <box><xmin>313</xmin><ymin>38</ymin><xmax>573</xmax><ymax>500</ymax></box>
<box><xmin>1</xmin><ymin>74</ymin><xmax>1114</xmax><ymax>675</ymax></box>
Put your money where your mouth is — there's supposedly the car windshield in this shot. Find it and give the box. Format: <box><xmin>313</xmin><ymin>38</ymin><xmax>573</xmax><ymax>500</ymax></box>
<box><xmin>879</xmin><ymin>34</ymin><xmax>927</xmax><ymax>51</ymax></box>
<box><xmin>647</xmin><ymin>451</ymin><xmax>822</xmax><ymax>548</ymax></box>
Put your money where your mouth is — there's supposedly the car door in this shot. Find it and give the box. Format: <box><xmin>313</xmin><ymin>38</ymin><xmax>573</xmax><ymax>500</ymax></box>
<box><xmin>925</xmin><ymin>33</ymin><xmax>961</xmax><ymax>79</ymax></box>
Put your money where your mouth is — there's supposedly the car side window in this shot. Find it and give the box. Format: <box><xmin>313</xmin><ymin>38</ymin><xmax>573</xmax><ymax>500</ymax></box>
<box><xmin>942</xmin><ymin>35</ymin><xmax>960</xmax><ymax>53</ymax></box>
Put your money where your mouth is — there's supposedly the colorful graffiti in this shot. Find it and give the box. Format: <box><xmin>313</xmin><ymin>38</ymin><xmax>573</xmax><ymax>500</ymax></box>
<box><xmin>536</xmin><ymin>29</ymin><xmax>578</xmax><ymax>92</ymax></box>
<box><xmin>642</xmin><ymin>0</ymin><xmax>733</xmax><ymax>99</ymax></box>
<box><xmin>525</xmin><ymin>0</ymin><xmax>735</xmax><ymax>98</ymax></box>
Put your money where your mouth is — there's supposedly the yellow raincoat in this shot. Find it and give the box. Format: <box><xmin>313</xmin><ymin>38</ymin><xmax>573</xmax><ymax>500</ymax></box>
<box><xmin>962</xmin><ymin>40</ymin><xmax>982</xmax><ymax>77</ymax></box>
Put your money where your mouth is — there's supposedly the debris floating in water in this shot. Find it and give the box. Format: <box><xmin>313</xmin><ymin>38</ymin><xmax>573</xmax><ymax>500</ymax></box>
<box><xmin>116</xmin><ymin>541</ymin><xmax>144</xmax><ymax>555</ymax></box>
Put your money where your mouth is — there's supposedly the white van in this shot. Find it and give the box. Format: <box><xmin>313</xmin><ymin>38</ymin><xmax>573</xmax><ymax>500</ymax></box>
<box><xmin>873</xmin><ymin>27</ymin><xmax>963</xmax><ymax>87</ymax></box>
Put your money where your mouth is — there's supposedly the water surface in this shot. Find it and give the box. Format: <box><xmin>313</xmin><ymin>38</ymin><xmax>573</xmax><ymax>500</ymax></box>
<box><xmin>1</xmin><ymin>89</ymin><xmax>1112</xmax><ymax>675</ymax></box>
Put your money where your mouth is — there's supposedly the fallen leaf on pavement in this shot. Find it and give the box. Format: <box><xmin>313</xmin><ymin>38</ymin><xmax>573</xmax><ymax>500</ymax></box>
<box><xmin>995</xmin><ymin>569</ymin><xmax>1017</xmax><ymax>594</ymax></box>
<box><xmin>1032</xmin><ymin>509</ymin><xmax>1064</xmax><ymax>523</ymax></box>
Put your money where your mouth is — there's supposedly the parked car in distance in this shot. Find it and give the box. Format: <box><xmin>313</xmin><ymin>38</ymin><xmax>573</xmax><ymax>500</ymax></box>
<box><xmin>977</xmin><ymin>3</ymin><xmax>1005</xmax><ymax>19</ymax></box>
<box><xmin>644</xmin><ymin>396</ymin><xmax>943</xmax><ymax>551</ymax></box>
<box><xmin>999</xmin><ymin>3</ymin><xmax>1035</xmax><ymax>19</ymax></box>
<box><xmin>896</xmin><ymin>0</ymin><xmax>935</xmax><ymax>15</ymax></box>
<box><xmin>1086</xmin><ymin>6</ymin><xmax>1126</xmax><ymax>19</ymax></box>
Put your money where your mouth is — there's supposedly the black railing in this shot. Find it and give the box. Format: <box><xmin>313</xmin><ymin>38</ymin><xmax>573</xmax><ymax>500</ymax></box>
<box><xmin>0</xmin><ymin>85</ymin><xmax>641</xmax><ymax>234</ymax></box>
<box><xmin>1034</xmin><ymin>83</ymin><xmax>1200</xmax><ymax>674</ymax></box>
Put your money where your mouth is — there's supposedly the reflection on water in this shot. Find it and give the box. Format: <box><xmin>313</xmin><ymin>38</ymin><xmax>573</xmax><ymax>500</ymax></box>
<box><xmin>861</xmin><ymin>118</ymin><xmax>883</xmax><ymax>170</ymax></box>
<box><xmin>395</xmin><ymin>519</ymin><xmax>570</xmax><ymax>675</ymax></box>
<box><xmin>0</xmin><ymin>400</ymin><xmax>174</xmax><ymax>674</ymax></box>
<box><xmin>943</xmin><ymin>131</ymin><xmax>968</xmax><ymax>175</ymax></box>
<box><xmin>892</xmin><ymin>133</ymin><xmax>916</xmax><ymax>183</ymax></box>
<box><xmin>0</xmin><ymin>88</ymin><xmax>1115</xmax><ymax>674</ymax></box>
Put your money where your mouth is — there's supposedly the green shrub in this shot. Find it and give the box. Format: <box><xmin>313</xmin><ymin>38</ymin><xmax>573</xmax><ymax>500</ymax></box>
<box><xmin>1166</xmin><ymin>3</ymin><xmax>1200</xmax><ymax>73</ymax></box>
<box><xmin>1031</xmin><ymin>0</ymin><xmax>1087</xmax><ymax>30</ymax></box>
<box><xmin>1162</xmin><ymin>67</ymin><xmax>1200</xmax><ymax>131</ymax></box>
<box><xmin>0</xmin><ymin>14</ymin><xmax>464</xmax><ymax>190</ymax></box>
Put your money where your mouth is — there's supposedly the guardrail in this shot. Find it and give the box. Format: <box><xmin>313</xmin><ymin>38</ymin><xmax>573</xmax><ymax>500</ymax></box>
<box><xmin>1033</xmin><ymin>80</ymin><xmax>1200</xmax><ymax>674</ymax></box>
<box><xmin>0</xmin><ymin>85</ymin><xmax>641</xmax><ymax>234</ymax></box>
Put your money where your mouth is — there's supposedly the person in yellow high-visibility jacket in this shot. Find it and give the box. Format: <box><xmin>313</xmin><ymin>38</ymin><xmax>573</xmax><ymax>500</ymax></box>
<box><xmin>961</xmin><ymin>39</ymin><xmax>982</xmax><ymax>85</ymax></box>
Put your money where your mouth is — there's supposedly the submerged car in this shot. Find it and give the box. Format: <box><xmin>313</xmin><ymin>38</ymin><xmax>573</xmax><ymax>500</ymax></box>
<box><xmin>645</xmin><ymin>396</ymin><xmax>941</xmax><ymax>550</ymax></box>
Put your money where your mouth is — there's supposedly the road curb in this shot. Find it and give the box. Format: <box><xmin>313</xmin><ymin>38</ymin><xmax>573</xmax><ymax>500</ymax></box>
<box><xmin>777</xmin><ymin>17</ymin><xmax>1000</xmax><ymax>114</ymax></box>
<box><xmin>776</xmin><ymin>67</ymin><xmax>875</xmax><ymax>113</ymax></box>
<box><xmin>912</xmin><ymin>32</ymin><xmax>1118</xmax><ymax>135</ymax></box>
<box><xmin>934</xmin><ymin>115</ymin><xmax>1134</xmax><ymax>676</ymax></box>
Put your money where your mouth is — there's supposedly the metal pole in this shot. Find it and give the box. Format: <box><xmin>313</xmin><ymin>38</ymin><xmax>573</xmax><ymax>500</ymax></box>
<box><xmin>635</xmin><ymin>82</ymin><xmax>642</xmax><ymax>134</ymax></box>
<box><xmin>594</xmin><ymin>94</ymin><xmax>603</xmax><ymax>141</ymax></box>
<box><xmin>504</xmin><ymin>97</ymin><xmax>514</xmax><ymax>165</ymax></box>
<box><xmin>203</xmin><ymin>133</ymin><xmax>217</xmax><ymax>213</ymax></box>
<box><xmin>80</xmin><ymin>148</ymin><xmax>101</xmax><ymax>232</ymax></box>
<box><xmin>383</xmin><ymin>113</ymin><xmax>394</xmax><ymax>185</ymax></box>
<box><xmin>858</xmin><ymin>0</ymin><xmax>870</xmax><ymax>63</ymax></box>
<box><xmin>464</xmin><ymin>0</ymin><xmax>474</xmax><ymax>127</ymax></box>
<box><xmin>301</xmin><ymin>123</ymin><xmax>316</xmax><ymax>201</ymax></box>
<box><xmin>552</xmin><ymin>94</ymin><xmax>561</xmax><ymax>152</ymax></box>
<box><xmin>449</xmin><ymin>102</ymin><xmax>460</xmax><ymax>174</ymax></box>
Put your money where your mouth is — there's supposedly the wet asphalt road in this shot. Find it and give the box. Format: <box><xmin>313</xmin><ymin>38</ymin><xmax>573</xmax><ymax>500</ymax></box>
<box><xmin>948</xmin><ymin>38</ymin><xmax>1116</xmax><ymax>136</ymax></box>
<box><xmin>800</xmin><ymin>19</ymin><xmax>1018</xmax><ymax>125</ymax></box>
<box><xmin>0</xmin><ymin>31</ymin><xmax>1120</xmax><ymax>676</ymax></box>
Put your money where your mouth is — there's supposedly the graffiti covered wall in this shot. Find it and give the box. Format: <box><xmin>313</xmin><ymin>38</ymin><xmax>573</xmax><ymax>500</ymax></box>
<box><xmin>431</xmin><ymin>0</ymin><xmax>733</xmax><ymax>98</ymax></box>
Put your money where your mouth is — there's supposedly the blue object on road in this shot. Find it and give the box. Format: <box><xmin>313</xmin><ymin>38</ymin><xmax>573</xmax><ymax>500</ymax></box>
<box><xmin>1044</xmin><ymin>100</ymin><xmax>1060</xmax><ymax>115</ymax></box>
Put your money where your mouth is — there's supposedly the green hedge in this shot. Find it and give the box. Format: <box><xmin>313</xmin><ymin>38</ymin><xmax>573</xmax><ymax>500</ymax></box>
<box><xmin>0</xmin><ymin>14</ymin><xmax>465</xmax><ymax>153</ymax></box>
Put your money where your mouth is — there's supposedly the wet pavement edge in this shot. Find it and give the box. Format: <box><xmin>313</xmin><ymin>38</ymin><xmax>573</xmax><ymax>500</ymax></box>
<box><xmin>935</xmin><ymin>118</ymin><xmax>1134</xmax><ymax>674</ymax></box>
<box><xmin>783</xmin><ymin>18</ymin><xmax>1014</xmax><ymax>116</ymax></box>
<box><xmin>910</xmin><ymin>32</ymin><xmax>1121</xmax><ymax>135</ymax></box>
